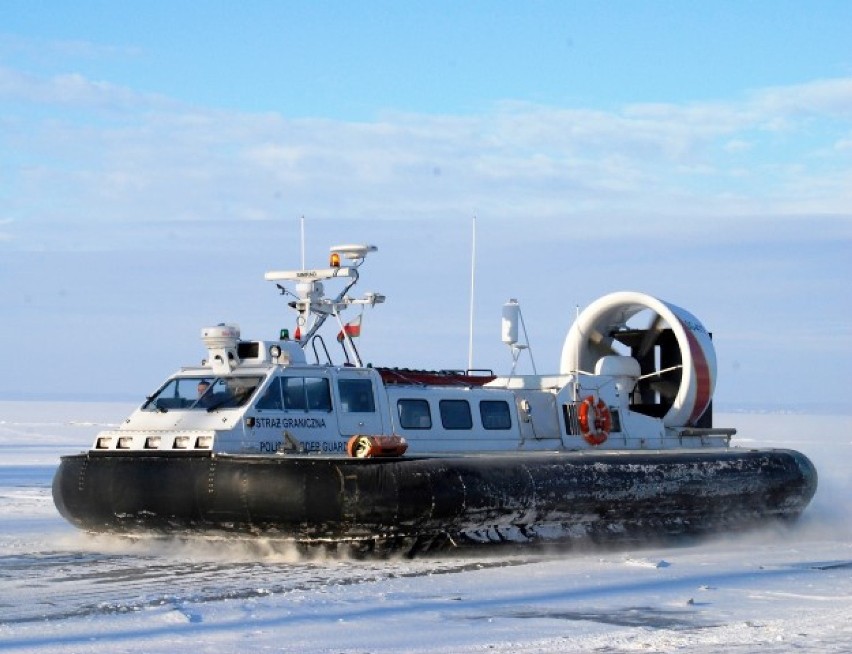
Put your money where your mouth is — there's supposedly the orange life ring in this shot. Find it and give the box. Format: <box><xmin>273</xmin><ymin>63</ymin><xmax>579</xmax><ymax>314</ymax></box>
<box><xmin>346</xmin><ymin>434</ymin><xmax>408</xmax><ymax>458</ymax></box>
<box><xmin>577</xmin><ymin>395</ymin><xmax>611</xmax><ymax>446</ymax></box>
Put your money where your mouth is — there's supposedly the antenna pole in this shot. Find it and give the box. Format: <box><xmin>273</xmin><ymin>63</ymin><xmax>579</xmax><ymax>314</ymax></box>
<box><xmin>300</xmin><ymin>216</ymin><xmax>306</xmax><ymax>269</ymax></box>
<box><xmin>468</xmin><ymin>215</ymin><xmax>477</xmax><ymax>370</ymax></box>
<box><xmin>574</xmin><ymin>304</ymin><xmax>580</xmax><ymax>401</ymax></box>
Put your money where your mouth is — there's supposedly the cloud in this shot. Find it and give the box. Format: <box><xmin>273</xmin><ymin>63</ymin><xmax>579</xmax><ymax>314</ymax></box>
<box><xmin>1</xmin><ymin>66</ymin><xmax>849</xmax><ymax>408</ymax></box>
<box><xmin>0</xmin><ymin>64</ymin><xmax>170</xmax><ymax>110</ymax></box>
<box><xmin>834</xmin><ymin>137</ymin><xmax>852</xmax><ymax>152</ymax></box>
<box><xmin>2</xmin><ymin>69</ymin><xmax>851</xmax><ymax>252</ymax></box>
<box><xmin>0</xmin><ymin>32</ymin><xmax>142</xmax><ymax>60</ymax></box>
<box><xmin>751</xmin><ymin>77</ymin><xmax>852</xmax><ymax>119</ymax></box>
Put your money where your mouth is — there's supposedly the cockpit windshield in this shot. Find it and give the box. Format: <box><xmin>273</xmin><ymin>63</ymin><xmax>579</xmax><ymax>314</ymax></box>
<box><xmin>143</xmin><ymin>375</ymin><xmax>264</xmax><ymax>412</ymax></box>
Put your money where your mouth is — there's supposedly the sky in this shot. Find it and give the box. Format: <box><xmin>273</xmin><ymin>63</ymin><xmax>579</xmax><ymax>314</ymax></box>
<box><xmin>1</xmin><ymin>1</ymin><xmax>850</xmax><ymax>411</ymax></box>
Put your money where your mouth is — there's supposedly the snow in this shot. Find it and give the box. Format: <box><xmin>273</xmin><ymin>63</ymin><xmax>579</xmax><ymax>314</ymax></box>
<box><xmin>1</xmin><ymin>401</ymin><xmax>851</xmax><ymax>653</ymax></box>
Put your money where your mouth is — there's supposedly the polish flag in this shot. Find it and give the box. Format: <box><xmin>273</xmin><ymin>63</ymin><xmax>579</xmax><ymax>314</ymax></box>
<box><xmin>337</xmin><ymin>315</ymin><xmax>362</xmax><ymax>342</ymax></box>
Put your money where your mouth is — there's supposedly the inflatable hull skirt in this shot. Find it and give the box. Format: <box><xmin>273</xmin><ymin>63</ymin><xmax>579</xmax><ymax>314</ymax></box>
<box><xmin>53</xmin><ymin>449</ymin><xmax>817</xmax><ymax>549</ymax></box>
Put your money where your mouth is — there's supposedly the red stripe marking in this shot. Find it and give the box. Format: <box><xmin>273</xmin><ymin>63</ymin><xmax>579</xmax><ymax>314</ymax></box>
<box><xmin>679</xmin><ymin>318</ymin><xmax>712</xmax><ymax>425</ymax></box>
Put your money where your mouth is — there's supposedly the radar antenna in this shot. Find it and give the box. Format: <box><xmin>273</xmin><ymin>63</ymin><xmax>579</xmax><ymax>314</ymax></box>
<box><xmin>264</xmin><ymin>244</ymin><xmax>384</xmax><ymax>366</ymax></box>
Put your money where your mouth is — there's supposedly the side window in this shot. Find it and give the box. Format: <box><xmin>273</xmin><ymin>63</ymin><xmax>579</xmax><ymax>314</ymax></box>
<box><xmin>279</xmin><ymin>377</ymin><xmax>331</xmax><ymax>412</ymax></box>
<box><xmin>256</xmin><ymin>378</ymin><xmax>283</xmax><ymax>410</ymax></box>
<box><xmin>216</xmin><ymin>377</ymin><xmax>262</xmax><ymax>409</ymax></box>
<box><xmin>398</xmin><ymin>399</ymin><xmax>432</xmax><ymax>429</ymax></box>
<box><xmin>480</xmin><ymin>400</ymin><xmax>512</xmax><ymax>430</ymax></box>
<box><xmin>305</xmin><ymin>377</ymin><xmax>332</xmax><ymax>411</ymax></box>
<box><xmin>282</xmin><ymin>377</ymin><xmax>306</xmax><ymax>411</ymax></box>
<box><xmin>439</xmin><ymin>400</ymin><xmax>472</xmax><ymax>430</ymax></box>
<box><xmin>338</xmin><ymin>378</ymin><xmax>376</xmax><ymax>413</ymax></box>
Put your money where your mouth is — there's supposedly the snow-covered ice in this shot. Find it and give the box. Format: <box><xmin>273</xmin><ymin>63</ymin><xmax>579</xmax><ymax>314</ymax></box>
<box><xmin>1</xmin><ymin>401</ymin><xmax>851</xmax><ymax>653</ymax></box>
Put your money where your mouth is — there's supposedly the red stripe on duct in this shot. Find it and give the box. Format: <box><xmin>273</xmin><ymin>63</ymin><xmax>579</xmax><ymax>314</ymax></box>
<box><xmin>679</xmin><ymin>317</ymin><xmax>712</xmax><ymax>425</ymax></box>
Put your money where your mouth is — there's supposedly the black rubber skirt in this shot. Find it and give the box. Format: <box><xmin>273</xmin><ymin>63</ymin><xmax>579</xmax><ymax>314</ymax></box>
<box><xmin>52</xmin><ymin>449</ymin><xmax>817</xmax><ymax>546</ymax></box>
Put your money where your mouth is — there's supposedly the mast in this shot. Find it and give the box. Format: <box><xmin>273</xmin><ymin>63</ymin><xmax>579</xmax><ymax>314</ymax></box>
<box><xmin>264</xmin><ymin>244</ymin><xmax>384</xmax><ymax>365</ymax></box>
<box><xmin>300</xmin><ymin>215</ymin><xmax>306</xmax><ymax>270</ymax></box>
<box><xmin>468</xmin><ymin>215</ymin><xmax>477</xmax><ymax>371</ymax></box>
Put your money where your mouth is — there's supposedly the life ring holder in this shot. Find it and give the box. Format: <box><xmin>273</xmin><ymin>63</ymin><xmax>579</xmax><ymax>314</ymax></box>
<box><xmin>578</xmin><ymin>395</ymin><xmax>611</xmax><ymax>446</ymax></box>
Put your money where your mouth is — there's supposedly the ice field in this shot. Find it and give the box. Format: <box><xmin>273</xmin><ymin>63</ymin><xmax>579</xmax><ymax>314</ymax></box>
<box><xmin>1</xmin><ymin>401</ymin><xmax>851</xmax><ymax>653</ymax></box>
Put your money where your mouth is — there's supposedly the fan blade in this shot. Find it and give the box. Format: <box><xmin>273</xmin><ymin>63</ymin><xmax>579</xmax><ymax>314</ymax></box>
<box><xmin>588</xmin><ymin>328</ymin><xmax>619</xmax><ymax>357</ymax></box>
<box><xmin>637</xmin><ymin>312</ymin><xmax>667</xmax><ymax>358</ymax></box>
<box><xmin>651</xmin><ymin>380</ymin><xmax>680</xmax><ymax>400</ymax></box>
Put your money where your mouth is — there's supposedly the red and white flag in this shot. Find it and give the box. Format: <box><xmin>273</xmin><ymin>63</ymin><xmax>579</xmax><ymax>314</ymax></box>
<box><xmin>337</xmin><ymin>315</ymin><xmax>362</xmax><ymax>342</ymax></box>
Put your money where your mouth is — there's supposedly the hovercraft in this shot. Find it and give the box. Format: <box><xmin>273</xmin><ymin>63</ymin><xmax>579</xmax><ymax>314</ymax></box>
<box><xmin>53</xmin><ymin>243</ymin><xmax>817</xmax><ymax>552</ymax></box>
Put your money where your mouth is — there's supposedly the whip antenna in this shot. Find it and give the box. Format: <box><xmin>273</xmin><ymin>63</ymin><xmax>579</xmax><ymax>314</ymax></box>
<box><xmin>300</xmin><ymin>215</ymin><xmax>306</xmax><ymax>269</ymax></box>
<box><xmin>468</xmin><ymin>215</ymin><xmax>477</xmax><ymax>370</ymax></box>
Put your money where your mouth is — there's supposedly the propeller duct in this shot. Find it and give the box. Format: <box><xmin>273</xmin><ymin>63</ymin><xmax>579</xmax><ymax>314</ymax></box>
<box><xmin>560</xmin><ymin>291</ymin><xmax>716</xmax><ymax>428</ymax></box>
